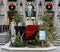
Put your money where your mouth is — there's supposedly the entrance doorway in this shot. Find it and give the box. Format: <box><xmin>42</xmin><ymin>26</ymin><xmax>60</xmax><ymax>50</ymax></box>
<box><xmin>7</xmin><ymin>11</ymin><xmax>17</xmax><ymax>25</ymax></box>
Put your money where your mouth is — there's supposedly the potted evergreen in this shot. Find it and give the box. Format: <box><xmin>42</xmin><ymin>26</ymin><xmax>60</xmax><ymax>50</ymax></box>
<box><xmin>40</xmin><ymin>11</ymin><xmax>57</xmax><ymax>46</ymax></box>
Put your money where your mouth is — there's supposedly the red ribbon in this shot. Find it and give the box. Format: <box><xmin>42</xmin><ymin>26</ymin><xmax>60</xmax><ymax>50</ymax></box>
<box><xmin>46</xmin><ymin>2</ymin><xmax>52</xmax><ymax>6</ymax></box>
<box><xmin>9</xmin><ymin>3</ymin><xmax>16</xmax><ymax>6</ymax></box>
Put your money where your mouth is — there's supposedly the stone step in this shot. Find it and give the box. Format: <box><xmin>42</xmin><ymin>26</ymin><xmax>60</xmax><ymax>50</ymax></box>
<box><xmin>0</xmin><ymin>32</ymin><xmax>10</xmax><ymax>44</ymax></box>
<box><xmin>0</xmin><ymin>43</ymin><xmax>6</xmax><ymax>45</ymax></box>
<box><xmin>54</xmin><ymin>41</ymin><xmax>60</xmax><ymax>43</ymax></box>
<box><xmin>54</xmin><ymin>44</ymin><xmax>60</xmax><ymax>46</ymax></box>
<box><xmin>56</xmin><ymin>28</ymin><xmax>60</xmax><ymax>35</ymax></box>
<box><xmin>56</xmin><ymin>35</ymin><xmax>60</xmax><ymax>39</ymax></box>
<box><xmin>53</xmin><ymin>28</ymin><xmax>60</xmax><ymax>46</ymax></box>
<box><xmin>56</xmin><ymin>39</ymin><xmax>60</xmax><ymax>41</ymax></box>
<box><xmin>54</xmin><ymin>41</ymin><xmax>60</xmax><ymax>46</ymax></box>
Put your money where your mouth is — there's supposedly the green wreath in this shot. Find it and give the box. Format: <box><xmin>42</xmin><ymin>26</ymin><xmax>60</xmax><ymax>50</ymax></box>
<box><xmin>9</xmin><ymin>3</ymin><xmax>16</xmax><ymax>10</ymax></box>
<box><xmin>46</xmin><ymin>3</ymin><xmax>52</xmax><ymax>10</ymax></box>
<box><xmin>46</xmin><ymin>5</ymin><xmax>52</xmax><ymax>10</ymax></box>
<box><xmin>9</xmin><ymin>6</ymin><xmax>15</xmax><ymax>10</ymax></box>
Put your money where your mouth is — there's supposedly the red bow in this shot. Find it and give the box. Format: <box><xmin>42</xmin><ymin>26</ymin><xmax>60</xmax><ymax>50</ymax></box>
<box><xmin>9</xmin><ymin>3</ymin><xmax>16</xmax><ymax>6</ymax></box>
<box><xmin>46</xmin><ymin>2</ymin><xmax>52</xmax><ymax>6</ymax></box>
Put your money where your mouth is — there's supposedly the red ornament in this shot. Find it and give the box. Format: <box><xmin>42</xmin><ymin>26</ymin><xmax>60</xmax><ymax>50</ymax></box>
<box><xmin>9</xmin><ymin>3</ymin><xmax>16</xmax><ymax>6</ymax></box>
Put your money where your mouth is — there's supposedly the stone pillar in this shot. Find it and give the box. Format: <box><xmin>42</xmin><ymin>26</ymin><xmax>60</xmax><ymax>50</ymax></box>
<box><xmin>41</xmin><ymin>0</ymin><xmax>45</xmax><ymax>15</ymax></box>
<box><xmin>17</xmin><ymin>0</ymin><xmax>20</xmax><ymax>13</ymax></box>
<box><xmin>36</xmin><ymin>0</ymin><xmax>39</xmax><ymax>23</ymax></box>
<box><xmin>54</xmin><ymin>0</ymin><xmax>59</xmax><ymax>27</ymax></box>
<box><xmin>3</xmin><ymin>0</ymin><xmax>8</xmax><ymax>25</ymax></box>
<box><xmin>22</xmin><ymin>0</ymin><xmax>26</xmax><ymax>22</ymax></box>
<box><xmin>37</xmin><ymin>0</ymin><xmax>44</xmax><ymax>25</ymax></box>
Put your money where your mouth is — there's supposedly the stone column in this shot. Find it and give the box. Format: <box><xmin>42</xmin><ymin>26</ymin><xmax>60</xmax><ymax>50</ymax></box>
<box><xmin>41</xmin><ymin>0</ymin><xmax>45</xmax><ymax>15</ymax></box>
<box><xmin>36</xmin><ymin>0</ymin><xmax>39</xmax><ymax>23</ymax></box>
<box><xmin>3</xmin><ymin>0</ymin><xmax>8</xmax><ymax>25</ymax></box>
<box><xmin>22</xmin><ymin>0</ymin><xmax>26</xmax><ymax>22</ymax></box>
<box><xmin>17</xmin><ymin>0</ymin><xmax>20</xmax><ymax>13</ymax></box>
<box><xmin>54</xmin><ymin>0</ymin><xmax>59</xmax><ymax>27</ymax></box>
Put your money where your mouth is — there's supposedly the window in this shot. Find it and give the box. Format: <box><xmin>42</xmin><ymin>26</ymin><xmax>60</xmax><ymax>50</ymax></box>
<box><xmin>39</xmin><ymin>1</ymin><xmax>42</xmax><ymax>6</ymax></box>
<box><xmin>58</xmin><ymin>1</ymin><xmax>60</xmax><ymax>7</ymax></box>
<box><xmin>8</xmin><ymin>0</ymin><xmax>17</xmax><ymax>2</ymax></box>
<box><xmin>20</xmin><ymin>2</ymin><xmax>23</xmax><ymax>6</ymax></box>
<box><xmin>26</xmin><ymin>0</ymin><xmax>35</xmax><ymax>2</ymax></box>
<box><xmin>45</xmin><ymin>0</ymin><xmax>52</xmax><ymax>2</ymax></box>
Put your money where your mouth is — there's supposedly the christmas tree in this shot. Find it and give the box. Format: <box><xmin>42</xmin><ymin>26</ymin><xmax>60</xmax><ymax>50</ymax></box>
<box><xmin>40</xmin><ymin>11</ymin><xmax>57</xmax><ymax>44</ymax></box>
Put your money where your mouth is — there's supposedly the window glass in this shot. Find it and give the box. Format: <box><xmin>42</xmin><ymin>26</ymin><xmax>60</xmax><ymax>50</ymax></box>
<box><xmin>45</xmin><ymin>0</ymin><xmax>52</xmax><ymax>2</ymax></box>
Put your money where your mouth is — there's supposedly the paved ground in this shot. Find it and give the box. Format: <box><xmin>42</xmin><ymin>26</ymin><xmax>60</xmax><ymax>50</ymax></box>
<box><xmin>0</xmin><ymin>45</ymin><xmax>60</xmax><ymax>52</ymax></box>
<box><xmin>0</xmin><ymin>45</ymin><xmax>2</xmax><ymax>52</ymax></box>
<box><xmin>56</xmin><ymin>46</ymin><xmax>60</xmax><ymax>52</ymax></box>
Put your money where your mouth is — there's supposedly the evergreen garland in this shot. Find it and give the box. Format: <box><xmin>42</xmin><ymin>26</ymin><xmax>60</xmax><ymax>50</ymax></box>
<box><xmin>46</xmin><ymin>2</ymin><xmax>52</xmax><ymax>10</ymax></box>
<box><xmin>40</xmin><ymin>11</ymin><xmax>57</xmax><ymax>43</ymax></box>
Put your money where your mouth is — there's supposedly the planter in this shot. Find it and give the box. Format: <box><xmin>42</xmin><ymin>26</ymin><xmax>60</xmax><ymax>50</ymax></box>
<box><xmin>1</xmin><ymin>41</ymin><xmax>56</xmax><ymax>52</ymax></box>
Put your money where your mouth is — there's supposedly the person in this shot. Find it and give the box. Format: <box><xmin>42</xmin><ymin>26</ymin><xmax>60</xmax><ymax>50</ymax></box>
<box><xmin>26</xmin><ymin>3</ymin><xmax>32</xmax><ymax>18</ymax></box>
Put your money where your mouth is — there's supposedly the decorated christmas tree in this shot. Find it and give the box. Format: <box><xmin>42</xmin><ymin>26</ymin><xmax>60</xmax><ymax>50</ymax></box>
<box><xmin>40</xmin><ymin>11</ymin><xmax>57</xmax><ymax>44</ymax></box>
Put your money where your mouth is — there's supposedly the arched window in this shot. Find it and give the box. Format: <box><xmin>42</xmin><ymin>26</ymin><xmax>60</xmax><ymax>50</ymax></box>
<box><xmin>45</xmin><ymin>0</ymin><xmax>52</xmax><ymax>2</ymax></box>
<box><xmin>58</xmin><ymin>1</ymin><xmax>60</xmax><ymax>7</ymax></box>
<box><xmin>8</xmin><ymin>0</ymin><xmax>17</xmax><ymax>2</ymax></box>
<box><xmin>20</xmin><ymin>2</ymin><xmax>23</xmax><ymax>6</ymax></box>
<box><xmin>26</xmin><ymin>0</ymin><xmax>35</xmax><ymax>2</ymax></box>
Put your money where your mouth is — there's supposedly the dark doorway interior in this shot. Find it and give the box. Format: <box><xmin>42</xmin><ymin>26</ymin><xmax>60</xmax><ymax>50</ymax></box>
<box><xmin>7</xmin><ymin>11</ymin><xmax>17</xmax><ymax>25</ymax></box>
<box><xmin>26</xmin><ymin>0</ymin><xmax>35</xmax><ymax>2</ymax></box>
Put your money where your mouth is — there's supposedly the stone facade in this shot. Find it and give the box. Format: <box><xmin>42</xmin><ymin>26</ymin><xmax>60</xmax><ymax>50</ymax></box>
<box><xmin>0</xmin><ymin>0</ymin><xmax>59</xmax><ymax>26</ymax></box>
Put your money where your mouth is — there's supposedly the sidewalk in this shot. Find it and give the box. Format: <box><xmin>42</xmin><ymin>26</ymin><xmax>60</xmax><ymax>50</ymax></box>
<box><xmin>56</xmin><ymin>46</ymin><xmax>60</xmax><ymax>52</ymax></box>
<box><xmin>0</xmin><ymin>45</ymin><xmax>2</xmax><ymax>52</ymax></box>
